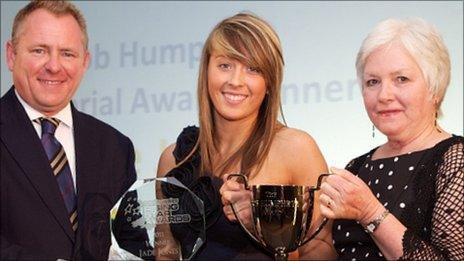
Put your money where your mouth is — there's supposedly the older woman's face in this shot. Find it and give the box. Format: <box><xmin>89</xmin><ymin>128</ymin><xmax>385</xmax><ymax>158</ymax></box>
<box><xmin>362</xmin><ymin>42</ymin><xmax>435</xmax><ymax>140</ymax></box>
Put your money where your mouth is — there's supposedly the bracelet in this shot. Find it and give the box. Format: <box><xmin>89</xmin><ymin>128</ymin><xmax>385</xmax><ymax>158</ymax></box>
<box><xmin>364</xmin><ymin>209</ymin><xmax>390</xmax><ymax>234</ymax></box>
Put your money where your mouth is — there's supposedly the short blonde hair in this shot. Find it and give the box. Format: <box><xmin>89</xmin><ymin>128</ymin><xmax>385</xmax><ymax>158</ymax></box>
<box><xmin>12</xmin><ymin>0</ymin><xmax>88</xmax><ymax>49</ymax></box>
<box><xmin>356</xmin><ymin>17</ymin><xmax>450</xmax><ymax>115</ymax></box>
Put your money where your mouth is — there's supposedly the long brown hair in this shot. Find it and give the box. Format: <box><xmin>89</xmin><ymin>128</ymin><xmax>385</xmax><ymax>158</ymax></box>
<box><xmin>190</xmin><ymin>12</ymin><xmax>285</xmax><ymax>177</ymax></box>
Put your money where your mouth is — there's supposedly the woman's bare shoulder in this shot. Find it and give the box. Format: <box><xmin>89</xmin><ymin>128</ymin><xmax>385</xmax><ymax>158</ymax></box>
<box><xmin>273</xmin><ymin>127</ymin><xmax>328</xmax><ymax>184</ymax></box>
<box><xmin>274</xmin><ymin>127</ymin><xmax>320</xmax><ymax>151</ymax></box>
<box><xmin>157</xmin><ymin>143</ymin><xmax>177</xmax><ymax>177</ymax></box>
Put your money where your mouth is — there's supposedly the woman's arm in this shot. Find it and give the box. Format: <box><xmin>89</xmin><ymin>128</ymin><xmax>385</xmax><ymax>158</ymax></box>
<box><xmin>320</xmin><ymin>167</ymin><xmax>406</xmax><ymax>259</ymax></box>
<box><xmin>154</xmin><ymin>144</ymin><xmax>181</xmax><ymax>260</ymax></box>
<box><xmin>321</xmin><ymin>159</ymin><xmax>464</xmax><ymax>260</ymax></box>
<box><xmin>279</xmin><ymin>128</ymin><xmax>337</xmax><ymax>260</ymax></box>
<box><xmin>402</xmin><ymin>147</ymin><xmax>464</xmax><ymax>260</ymax></box>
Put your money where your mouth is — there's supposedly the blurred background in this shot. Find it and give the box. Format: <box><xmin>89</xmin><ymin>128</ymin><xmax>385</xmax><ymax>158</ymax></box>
<box><xmin>2</xmin><ymin>1</ymin><xmax>462</xmax><ymax>179</ymax></box>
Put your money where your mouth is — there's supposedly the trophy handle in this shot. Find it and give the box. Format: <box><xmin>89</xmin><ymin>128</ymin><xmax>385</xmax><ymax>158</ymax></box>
<box><xmin>301</xmin><ymin>173</ymin><xmax>331</xmax><ymax>245</ymax></box>
<box><xmin>226</xmin><ymin>174</ymin><xmax>263</xmax><ymax>244</ymax></box>
<box><xmin>315</xmin><ymin>173</ymin><xmax>331</xmax><ymax>190</ymax></box>
<box><xmin>227</xmin><ymin>173</ymin><xmax>250</xmax><ymax>189</ymax></box>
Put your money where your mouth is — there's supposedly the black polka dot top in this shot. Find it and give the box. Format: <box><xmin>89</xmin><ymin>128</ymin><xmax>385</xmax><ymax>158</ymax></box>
<box><xmin>332</xmin><ymin>136</ymin><xmax>464</xmax><ymax>260</ymax></box>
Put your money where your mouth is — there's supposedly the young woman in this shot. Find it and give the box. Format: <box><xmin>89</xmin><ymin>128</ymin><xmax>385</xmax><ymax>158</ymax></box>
<box><xmin>157</xmin><ymin>13</ymin><xmax>329</xmax><ymax>259</ymax></box>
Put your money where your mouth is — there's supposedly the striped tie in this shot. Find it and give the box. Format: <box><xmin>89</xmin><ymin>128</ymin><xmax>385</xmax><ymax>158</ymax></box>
<box><xmin>34</xmin><ymin>117</ymin><xmax>78</xmax><ymax>232</ymax></box>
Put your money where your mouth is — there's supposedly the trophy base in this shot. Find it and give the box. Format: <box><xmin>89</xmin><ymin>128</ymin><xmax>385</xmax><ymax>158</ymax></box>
<box><xmin>274</xmin><ymin>247</ymin><xmax>288</xmax><ymax>261</ymax></box>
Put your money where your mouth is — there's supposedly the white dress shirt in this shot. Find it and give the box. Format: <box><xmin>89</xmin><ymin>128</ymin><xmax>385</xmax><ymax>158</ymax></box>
<box><xmin>15</xmin><ymin>90</ymin><xmax>77</xmax><ymax>190</ymax></box>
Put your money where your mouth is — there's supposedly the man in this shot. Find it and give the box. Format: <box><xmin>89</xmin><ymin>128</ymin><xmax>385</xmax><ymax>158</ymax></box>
<box><xmin>0</xmin><ymin>1</ymin><xmax>136</xmax><ymax>259</ymax></box>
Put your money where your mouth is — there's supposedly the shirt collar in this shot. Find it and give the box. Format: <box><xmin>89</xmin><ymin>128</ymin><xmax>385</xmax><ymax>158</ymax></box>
<box><xmin>15</xmin><ymin>89</ymin><xmax>73</xmax><ymax>128</ymax></box>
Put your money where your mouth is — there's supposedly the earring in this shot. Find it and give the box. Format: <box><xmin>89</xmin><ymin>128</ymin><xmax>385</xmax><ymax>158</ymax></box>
<box><xmin>372</xmin><ymin>124</ymin><xmax>375</xmax><ymax>138</ymax></box>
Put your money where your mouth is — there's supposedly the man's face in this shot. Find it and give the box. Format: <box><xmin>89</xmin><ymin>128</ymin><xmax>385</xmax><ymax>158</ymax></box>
<box><xmin>6</xmin><ymin>9</ymin><xmax>89</xmax><ymax>116</ymax></box>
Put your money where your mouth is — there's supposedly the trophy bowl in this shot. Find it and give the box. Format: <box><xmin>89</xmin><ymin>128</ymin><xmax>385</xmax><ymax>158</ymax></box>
<box><xmin>228</xmin><ymin>174</ymin><xmax>329</xmax><ymax>260</ymax></box>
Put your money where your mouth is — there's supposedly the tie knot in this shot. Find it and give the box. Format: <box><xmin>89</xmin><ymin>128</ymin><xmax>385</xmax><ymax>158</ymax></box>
<box><xmin>36</xmin><ymin>117</ymin><xmax>60</xmax><ymax>135</ymax></box>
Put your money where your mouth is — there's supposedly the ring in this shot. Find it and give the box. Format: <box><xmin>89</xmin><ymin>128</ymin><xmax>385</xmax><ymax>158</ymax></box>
<box><xmin>326</xmin><ymin>197</ymin><xmax>334</xmax><ymax>208</ymax></box>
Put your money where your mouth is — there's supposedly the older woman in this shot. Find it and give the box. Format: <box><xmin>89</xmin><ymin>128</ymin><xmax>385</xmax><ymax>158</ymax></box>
<box><xmin>319</xmin><ymin>18</ymin><xmax>463</xmax><ymax>260</ymax></box>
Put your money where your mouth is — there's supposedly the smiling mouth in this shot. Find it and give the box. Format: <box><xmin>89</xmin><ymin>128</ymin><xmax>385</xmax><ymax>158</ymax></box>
<box><xmin>378</xmin><ymin>110</ymin><xmax>401</xmax><ymax>116</ymax></box>
<box><xmin>38</xmin><ymin>79</ymin><xmax>64</xmax><ymax>85</ymax></box>
<box><xmin>223</xmin><ymin>93</ymin><xmax>247</xmax><ymax>103</ymax></box>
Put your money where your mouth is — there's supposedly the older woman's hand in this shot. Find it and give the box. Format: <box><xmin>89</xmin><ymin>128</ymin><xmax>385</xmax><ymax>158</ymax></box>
<box><xmin>319</xmin><ymin>167</ymin><xmax>383</xmax><ymax>225</ymax></box>
<box><xmin>219</xmin><ymin>175</ymin><xmax>253</xmax><ymax>227</ymax></box>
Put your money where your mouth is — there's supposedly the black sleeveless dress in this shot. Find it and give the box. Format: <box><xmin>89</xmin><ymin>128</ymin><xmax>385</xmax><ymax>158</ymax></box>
<box><xmin>161</xmin><ymin>126</ymin><xmax>272</xmax><ymax>260</ymax></box>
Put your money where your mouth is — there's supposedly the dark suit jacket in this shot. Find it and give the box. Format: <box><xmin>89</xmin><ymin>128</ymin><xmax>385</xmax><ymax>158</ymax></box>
<box><xmin>0</xmin><ymin>87</ymin><xmax>136</xmax><ymax>260</ymax></box>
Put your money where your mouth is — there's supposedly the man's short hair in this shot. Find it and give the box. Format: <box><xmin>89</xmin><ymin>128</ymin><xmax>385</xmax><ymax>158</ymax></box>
<box><xmin>11</xmin><ymin>0</ymin><xmax>88</xmax><ymax>49</ymax></box>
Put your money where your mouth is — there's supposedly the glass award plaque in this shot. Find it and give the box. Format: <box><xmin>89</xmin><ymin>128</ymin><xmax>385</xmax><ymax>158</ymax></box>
<box><xmin>109</xmin><ymin>177</ymin><xmax>205</xmax><ymax>260</ymax></box>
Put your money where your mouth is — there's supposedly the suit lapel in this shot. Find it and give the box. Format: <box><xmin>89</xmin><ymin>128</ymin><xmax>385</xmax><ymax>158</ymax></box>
<box><xmin>72</xmin><ymin>104</ymin><xmax>101</xmax><ymax>253</ymax></box>
<box><xmin>72</xmin><ymin>103</ymin><xmax>101</xmax><ymax>211</ymax></box>
<box><xmin>0</xmin><ymin>88</ymin><xmax>75</xmax><ymax>242</ymax></box>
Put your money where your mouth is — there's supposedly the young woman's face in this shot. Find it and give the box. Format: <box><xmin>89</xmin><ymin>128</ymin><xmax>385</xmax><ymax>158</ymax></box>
<box><xmin>207</xmin><ymin>52</ymin><xmax>267</xmax><ymax>124</ymax></box>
